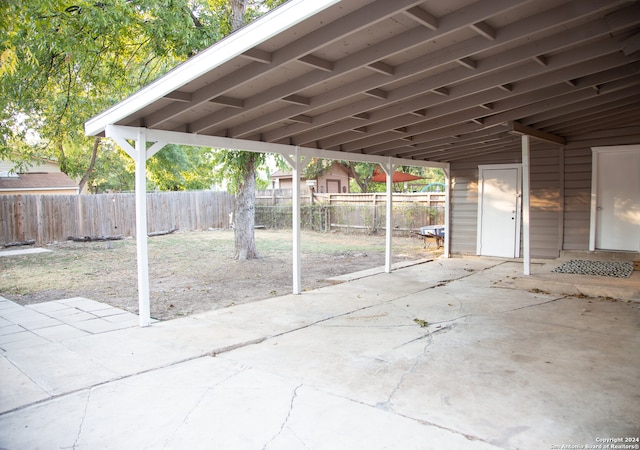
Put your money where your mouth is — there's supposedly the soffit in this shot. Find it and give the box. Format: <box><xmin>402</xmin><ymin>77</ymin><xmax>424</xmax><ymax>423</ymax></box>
<box><xmin>87</xmin><ymin>0</ymin><xmax>640</xmax><ymax>163</ymax></box>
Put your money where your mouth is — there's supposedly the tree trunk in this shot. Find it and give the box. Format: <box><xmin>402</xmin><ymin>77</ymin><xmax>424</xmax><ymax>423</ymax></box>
<box><xmin>229</xmin><ymin>0</ymin><xmax>259</xmax><ymax>260</ymax></box>
<box><xmin>233</xmin><ymin>152</ymin><xmax>260</xmax><ymax>260</ymax></box>
<box><xmin>78</xmin><ymin>136</ymin><xmax>101</xmax><ymax>194</ymax></box>
<box><xmin>229</xmin><ymin>0</ymin><xmax>247</xmax><ymax>32</ymax></box>
<box><xmin>347</xmin><ymin>161</ymin><xmax>371</xmax><ymax>193</ymax></box>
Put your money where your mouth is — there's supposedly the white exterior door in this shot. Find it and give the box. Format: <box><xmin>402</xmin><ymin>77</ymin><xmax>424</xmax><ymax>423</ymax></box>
<box><xmin>591</xmin><ymin>146</ymin><xmax>640</xmax><ymax>252</ymax></box>
<box><xmin>477</xmin><ymin>165</ymin><xmax>522</xmax><ymax>258</ymax></box>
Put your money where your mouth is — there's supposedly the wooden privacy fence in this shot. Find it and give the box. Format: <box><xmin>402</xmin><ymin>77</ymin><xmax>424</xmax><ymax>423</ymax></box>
<box><xmin>0</xmin><ymin>191</ymin><xmax>234</xmax><ymax>246</ymax></box>
<box><xmin>1</xmin><ymin>190</ymin><xmax>444</xmax><ymax>246</ymax></box>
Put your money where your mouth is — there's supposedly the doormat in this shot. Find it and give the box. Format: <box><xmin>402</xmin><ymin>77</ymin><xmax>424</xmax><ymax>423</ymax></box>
<box><xmin>552</xmin><ymin>260</ymin><xmax>633</xmax><ymax>278</ymax></box>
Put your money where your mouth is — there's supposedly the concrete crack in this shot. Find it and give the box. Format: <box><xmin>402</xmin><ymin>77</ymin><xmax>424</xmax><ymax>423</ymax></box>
<box><xmin>162</xmin><ymin>366</ymin><xmax>249</xmax><ymax>448</ymax></box>
<box><xmin>500</xmin><ymin>296</ymin><xmax>565</xmax><ymax>313</ymax></box>
<box><xmin>395</xmin><ymin>322</ymin><xmax>457</xmax><ymax>349</ymax></box>
<box><xmin>376</xmin><ymin>333</ymin><xmax>433</xmax><ymax>412</ymax></box>
<box><xmin>71</xmin><ymin>388</ymin><xmax>92</xmax><ymax>449</ymax></box>
<box><xmin>263</xmin><ymin>384</ymin><xmax>303</xmax><ymax>450</ymax></box>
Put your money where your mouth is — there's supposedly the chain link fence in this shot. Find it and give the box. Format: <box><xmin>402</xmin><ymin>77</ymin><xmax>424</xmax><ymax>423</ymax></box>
<box><xmin>255</xmin><ymin>203</ymin><xmax>444</xmax><ymax>235</ymax></box>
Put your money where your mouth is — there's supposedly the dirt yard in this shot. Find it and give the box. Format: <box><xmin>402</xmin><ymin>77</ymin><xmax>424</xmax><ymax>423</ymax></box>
<box><xmin>0</xmin><ymin>229</ymin><xmax>440</xmax><ymax>320</ymax></box>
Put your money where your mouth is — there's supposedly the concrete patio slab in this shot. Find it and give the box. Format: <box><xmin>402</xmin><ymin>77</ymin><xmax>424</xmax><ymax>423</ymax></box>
<box><xmin>0</xmin><ymin>247</ymin><xmax>52</xmax><ymax>258</ymax></box>
<box><xmin>0</xmin><ymin>257</ymin><xmax>638</xmax><ymax>449</ymax></box>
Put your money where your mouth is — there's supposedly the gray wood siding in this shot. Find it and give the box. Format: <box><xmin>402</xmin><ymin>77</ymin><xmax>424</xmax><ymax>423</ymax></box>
<box><xmin>562</xmin><ymin>147</ymin><xmax>592</xmax><ymax>250</ymax></box>
<box><xmin>561</xmin><ymin>128</ymin><xmax>640</xmax><ymax>250</ymax></box>
<box><xmin>450</xmin><ymin>143</ymin><xmax>562</xmax><ymax>258</ymax></box>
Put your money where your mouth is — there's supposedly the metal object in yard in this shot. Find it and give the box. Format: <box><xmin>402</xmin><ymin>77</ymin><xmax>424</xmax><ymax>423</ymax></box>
<box><xmin>418</xmin><ymin>225</ymin><xmax>445</xmax><ymax>249</ymax></box>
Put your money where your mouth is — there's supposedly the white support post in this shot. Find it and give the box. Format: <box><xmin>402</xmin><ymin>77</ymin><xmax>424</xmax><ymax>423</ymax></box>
<box><xmin>443</xmin><ymin>164</ymin><xmax>451</xmax><ymax>258</ymax></box>
<box><xmin>292</xmin><ymin>147</ymin><xmax>302</xmax><ymax>294</ymax></box>
<box><xmin>522</xmin><ymin>135</ymin><xmax>531</xmax><ymax>276</ymax></box>
<box><xmin>382</xmin><ymin>161</ymin><xmax>397</xmax><ymax>273</ymax></box>
<box><xmin>135</xmin><ymin>129</ymin><xmax>151</xmax><ymax>326</ymax></box>
<box><xmin>283</xmin><ymin>148</ymin><xmax>308</xmax><ymax>295</ymax></box>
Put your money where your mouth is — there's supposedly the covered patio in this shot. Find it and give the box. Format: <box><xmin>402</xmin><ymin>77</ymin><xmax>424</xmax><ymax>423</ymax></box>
<box><xmin>85</xmin><ymin>0</ymin><xmax>640</xmax><ymax>327</ymax></box>
<box><xmin>1</xmin><ymin>257</ymin><xmax>638</xmax><ymax>448</ymax></box>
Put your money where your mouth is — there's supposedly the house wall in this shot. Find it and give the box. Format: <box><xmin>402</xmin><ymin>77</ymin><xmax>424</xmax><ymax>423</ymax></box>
<box><xmin>561</xmin><ymin>129</ymin><xmax>639</xmax><ymax>251</ymax></box>
<box><xmin>272</xmin><ymin>162</ymin><xmax>351</xmax><ymax>193</ymax></box>
<box><xmin>449</xmin><ymin>127</ymin><xmax>640</xmax><ymax>257</ymax></box>
<box><xmin>562</xmin><ymin>146</ymin><xmax>591</xmax><ymax>250</ymax></box>
<box><xmin>0</xmin><ymin>159</ymin><xmax>61</xmax><ymax>174</ymax></box>
<box><xmin>450</xmin><ymin>141</ymin><xmax>563</xmax><ymax>259</ymax></box>
<box><xmin>317</xmin><ymin>163</ymin><xmax>349</xmax><ymax>193</ymax></box>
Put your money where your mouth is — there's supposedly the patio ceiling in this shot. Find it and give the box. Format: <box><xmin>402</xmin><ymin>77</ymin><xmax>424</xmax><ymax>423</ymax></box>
<box><xmin>86</xmin><ymin>0</ymin><xmax>640</xmax><ymax>163</ymax></box>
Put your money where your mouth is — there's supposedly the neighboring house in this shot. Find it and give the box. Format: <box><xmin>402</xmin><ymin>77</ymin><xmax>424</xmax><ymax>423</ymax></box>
<box><xmin>271</xmin><ymin>161</ymin><xmax>350</xmax><ymax>193</ymax></box>
<box><xmin>0</xmin><ymin>172</ymin><xmax>80</xmax><ymax>195</ymax></box>
<box><xmin>0</xmin><ymin>157</ymin><xmax>61</xmax><ymax>175</ymax></box>
<box><xmin>0</xmin><ymin>159</ymin><xmax>79</xmax><ymax>195</ymax></box>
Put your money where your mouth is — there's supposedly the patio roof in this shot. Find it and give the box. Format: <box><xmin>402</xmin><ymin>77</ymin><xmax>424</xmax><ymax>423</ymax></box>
<box><xmin>86</xmin><ymin>0</ymin><xmax>640</xmax><ymax>162</ymax></box>
<box><xmin>84</xmin><ymin>0</ymin><xmax>640</xmax><ymax>327</ymax></box>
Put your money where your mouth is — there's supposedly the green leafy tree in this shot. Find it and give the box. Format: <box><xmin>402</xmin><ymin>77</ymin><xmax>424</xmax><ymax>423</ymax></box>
<box><xmin>0</xmin><ymin>0</ymin><xmax>219</xmax><ymax>190</ymax></box>
<box><xmin>2</xmin><ymin>0</ymin><xmax>287</xmax><ymax>258</ymax></box>
<box><xmin>147</xmin><ymin>145</ymin><xmax>217</xmax><ymax>191</ymax></box>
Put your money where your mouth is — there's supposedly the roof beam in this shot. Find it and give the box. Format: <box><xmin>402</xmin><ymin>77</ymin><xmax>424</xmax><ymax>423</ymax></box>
<box><xmin>457</xmin><ymin>57</ymin><xmax>477</xmax><ymax>70</ymax></box>
<box><xmin>163</xmin><ymin>91</ymin><xmax>192</xmax><ymax>102</ymax></box>
<box><xmin>298</xmin><ymin>54</ymin><xmax>334</xmax><ymax>72</ymax></box>
<box><xmin>294</xmin><ymin>41</ymin><xmax>632</xmax><ymax>150</ymax></box>
<box><xmin>505</xmin><ymin>121</ymin><xmax>566</xmax><ymax>145</ymax></box>
<box><xmin>562</xmin><ymin>111</ymin><xmax>640</xmax><ymax>139</ymax></box>
<box><xmin>365</xmin><ymin>89</ymin><xmax>388</xmax><ymax>99</ymax></box>
<box><xmin>241</xmin><ymin>48</ymin><xmax>272</xmax><ymax>64</ymax></box>
<box><xmin>483</xmin><ymin>83</ymin><xmax>640</xmax><ymax>129</ymax></box>
<box><xmin>334</xmin><ymin>55</ymin><xmax>636</xmax><ymax>154</ymax></box>
<box><xmin>535</xmin><ymin>94</ymin><xmax>640</xmax><ymax>132</ymax></box>
<box><xmin>390</xmin><ymin>124</ymin><xmax>510</xmax><ymax>157</ymax></box>
<box><xmin>197</xmin><ymin>0</ymin><xmax>537</xmax><ymax>137</ymax></box>
<box><xmin>84</xmin><ymin>0</ymin><xmax>345</xmax><ymax>136</ymax></box>
<box><xmin>523</xmin><ymin>79</ymin><xmax>640</xmax><ymax>127</ymax></box>
<box><xmin>210</xmin><ymin>96</ymin><xmax>244</xmax><ymax>108</ymax></box>
<box><xmin>621</xmin><ymin>32</ymin><xmax>640</xmax><ymax>56</ymax></box>
<box><xmin>532</xmin><ymin>55</ymin><xmax>548</xmax><ymax>67</ymax></box>
<box><xmin>605</xmin><ymin>2</ymin><xmax>640</xmax><ymax>34</ymax></box>
<box><xmin>105</xmin><ymin>125</ymin><xmax>448</xmax><ymax>169</ymax></box>
<box><xmin>261</xmin><ymin>1</ymin><xmax>631</xmax><ymax>143</ymax></box>
<box><xmin>408</xmin><ymin>131</ymin><xmax>514</xmax><ymax>160</ymax></box>
<box><xmin>289</xmin><ymin>115</ymin><xmax>313</xmax><ymax>124</ymax></box>
<box><xmin>431</xmin><ymin>87</ymin><xmax>450</xmax><ymax>96</ymax></box>
<box><xmin>367</xmin><ymin>61</ymin><xmax>395</xmax><ymax>76</ymax></box>
<box><xmin>282</xmin><ymin>95</ymin><xmax>311</xmax><ymax>105</ymax></box>
<box><xmin>444</xmin><ymin>142</ymin><xmax>522</xmax><ymax>162</ymax></box>
<box><xmin>86</xmin><ymin>0</ymin><xmax>636</xmax><ymax>141</ymax></box>
<box><xmin>470</xmin><ymin>21</ymin><xmax>496</xmax><ymax>40</ymax></box>
<box><xmin>403</xmin><ymin>6</ymin><xmax>438</xmax><ymax>30</ymax></box>
<box><xmin>142</xmin><ymin>0</ymin><xmax>425</xmax><ymax>129</ymax></box>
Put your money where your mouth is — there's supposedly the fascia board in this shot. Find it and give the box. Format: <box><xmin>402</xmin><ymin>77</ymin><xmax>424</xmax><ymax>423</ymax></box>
<box><xmin>85</xmin><ymin>0</ymin><xmax>342</xmax><ymax>137</ymax></box>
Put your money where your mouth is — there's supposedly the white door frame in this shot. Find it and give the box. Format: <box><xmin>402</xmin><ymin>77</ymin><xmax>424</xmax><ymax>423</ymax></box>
<box><xmin>589</xmin><ymin>144</ymin><xmax>640</xmax><ymax>251</ymax></box>
<box><xmin>477</xmin><ymin>164</ymin><xmax>522</xmax><ymax>257</ymax></box>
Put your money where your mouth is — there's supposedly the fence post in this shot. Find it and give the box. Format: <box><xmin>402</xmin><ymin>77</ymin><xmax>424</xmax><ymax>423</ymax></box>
<box><xmin>36</xmin><ymin>195</ymin><xmax>44</xmax><ymax>245</ymax></box>
<box><xmin>372</xmin><ymin>194</ymin><xmax>377</xmax><ymax>233</ymax></box>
